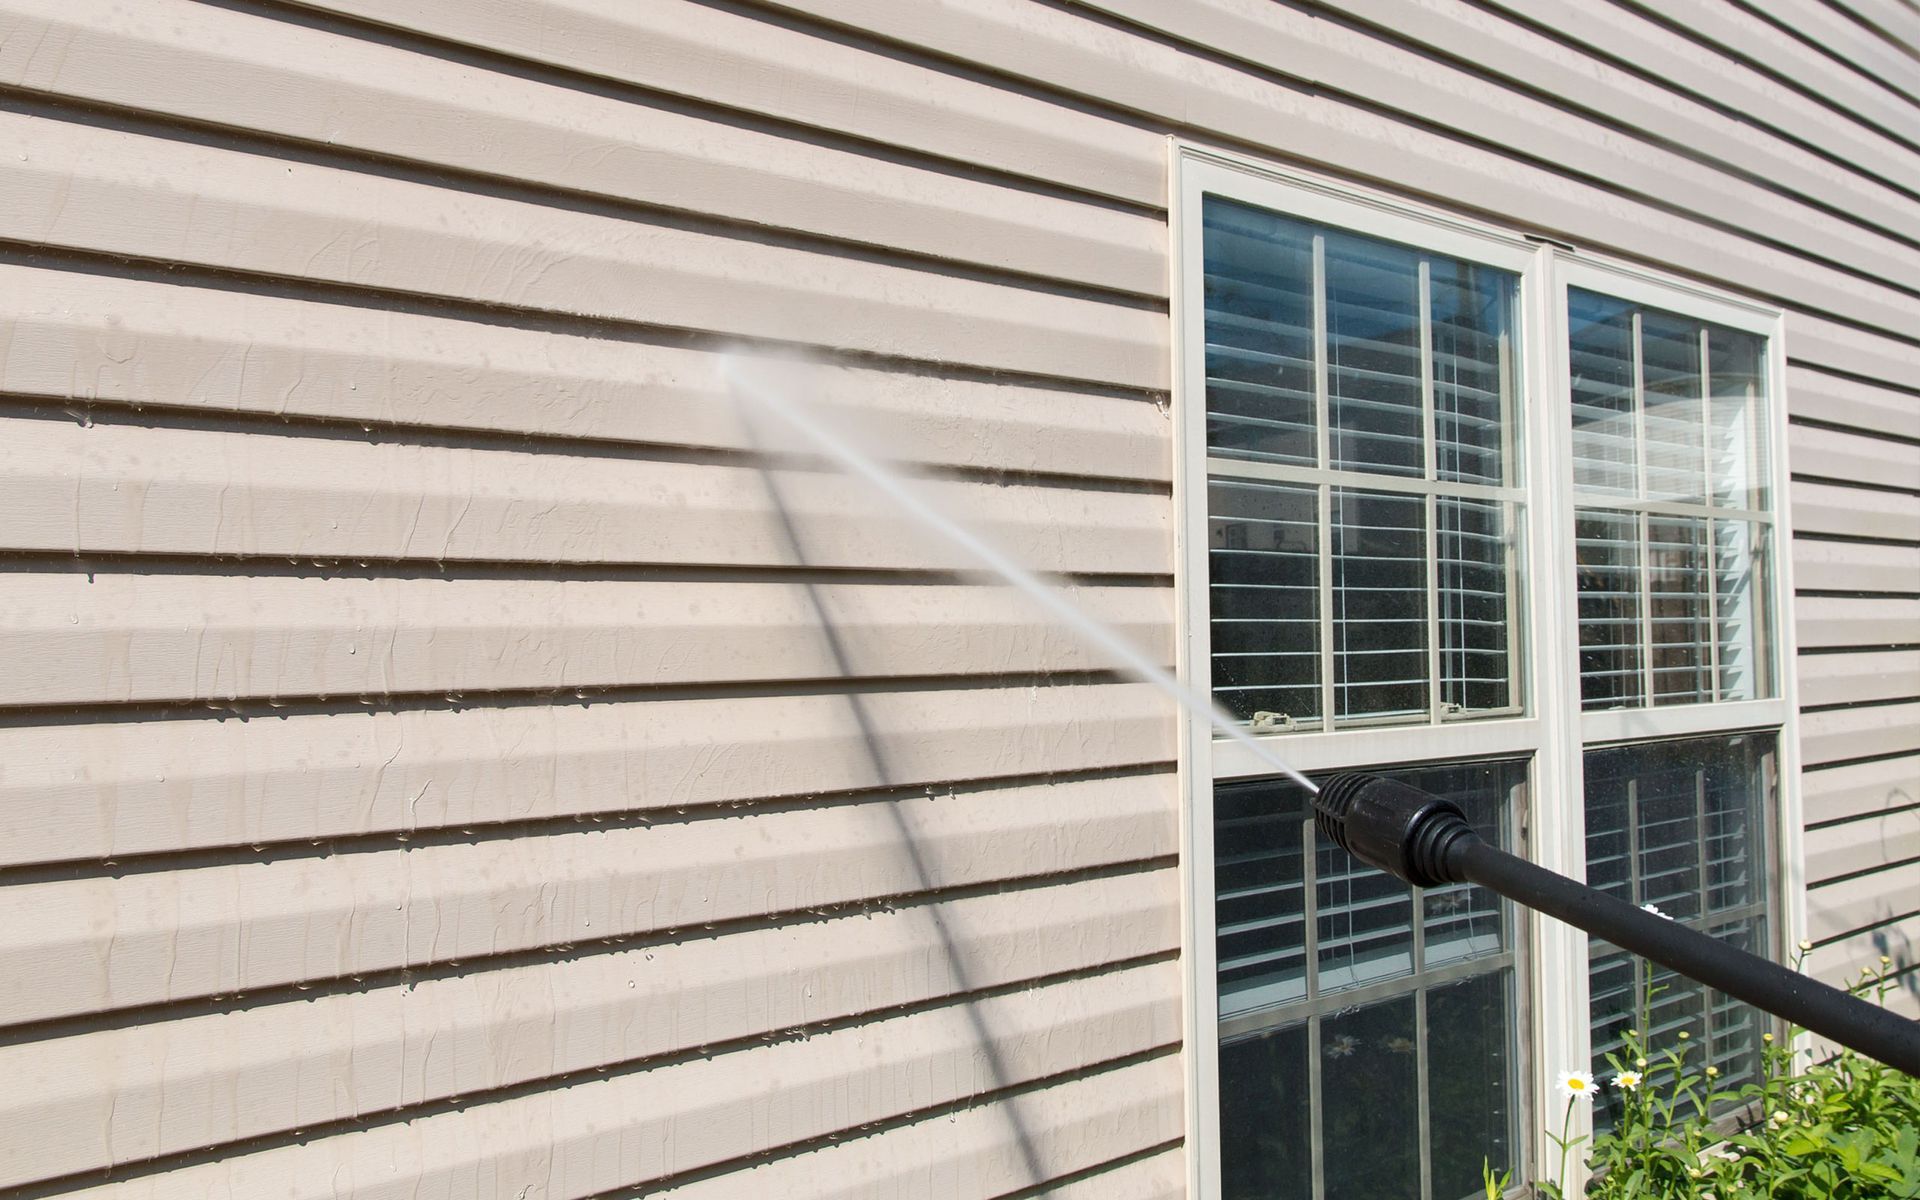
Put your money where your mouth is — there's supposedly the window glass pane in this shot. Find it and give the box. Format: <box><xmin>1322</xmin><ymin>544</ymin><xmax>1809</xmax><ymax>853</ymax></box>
<box><xmin>1318</xmin><ymin>816</ymin><xmax>1416</xmax><ymax>992</ymax></box>
<box><xmin>1715</xmin><ymin>519</ymin><xmax>1773</xmax><ymax>702</ymax></box>
<box><xmin>1640</xmin><ymin>312</ymin><xmax>1705</xmax><ymax>504</ymax></box>
<box><xmin>1326</xmin><ymin>233</ymin><xmax>1424</xmax><ymax>477</ymax></box>
<box><xmin>1707</xmin><ymin>917</ymin><xmax>1768</xmax><ymax>1094</ymax></box>
<box><xmin>1576</xmin><ymin>508</ymin><xmax>1643</xmax><ymax>709</ymax></box>
<box><xmin>1220</xmin><ymin>1023</ymin><xmax>1312</xmax><ymax>1200</ymax></box>
<box><xmin>1428</xmin><ymin>972</ymin><xmax>1517</xmax><ymax>1200</ymax></box>
<box><xmin>1333</xmin><ymin>489</ymin><xmax>1427</xmax><ymax>722</ymax></box>
<box><xmin>1202</xmin><ymin>200</ymin><xmax>1524</xmax><ymax>733</ymax></box>
<box><xmin>1217</xmin><ymin>762</ymin><xmax>1520</xmax><ymax>1200</ymax></box>
<box><xmin>1569</xmin><ymin>289</ymin><xmax>1637</xmax><ymax>496</ymax></box>
<box><xmin>1322</xmin><ymin>995</ymin><xmax>1421</xmax><ymax>1200</ymax></box>
<box><xmin>1708</xmin><ymin>327</ymin><xmax>1769</xmax><ymax>511</ymax></box>
<box><xmin>1648</xmin><ymin>516</ymin><xmax>1711</xmax><ymax>705</ymax></box>
<box><xmin>1431</xmin><ymin>260</ymin><xmax>1512</xmax><ymax>486</ymax></box>
<box><xmin>1565</xmin><ymin>291</ymin><xmax>1775</xmax><ymax>711</ymax></box>
<box><xmin>1438</xmin><ymin>498</ymin><xmax>1513</xmax><ymax>714</ymax></box>
<box><xmin>1585</xmin><ymin>735</ymin><xmax>1774</xmax><ymax>1127</ymax></box>
<box><xmin>1203</xmin><ymin>198</ymin><xmax>1318</xmax><ymax>468</ymax></box>
<box><xmin>1216</xmin><ymin>784</ymin><xmax>1311</xmax><ymax>1016</ymax></box>
<box><xmin>1210</xmin><ymin>480</ymin><xmax>1321</xmax><ymax>724</ymax></box>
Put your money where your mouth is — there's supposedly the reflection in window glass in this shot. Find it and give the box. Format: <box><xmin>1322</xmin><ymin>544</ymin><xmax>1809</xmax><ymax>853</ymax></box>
<box><xmin>1585</xmin><ymin>735</ymin><xmax>1774</xmax><ymax>1128</ymax></box>
<box><xmin>1327</xmin><ymin>233</ymin><xmax>1424</xmax><ymax>477</ymax></box>
<box><xmin>1216</xmin><ymin>761</ymin><xmax>1521</xmax><ymax>1199</ymax></box>
<box><xmin>1322</xmin><ymin>996</ymin><xmax>1421</xmax><ymax>1200</ymax></box>
<box><xmin>1566</xmin><ymin>290</ymin><xmax>1774</xmax><ymax>709</ymax></box>
<box><xmin>1715</xmin><ymin>520</ymin><xmax>1773</xmax><ymax>702</ymax></box>
<box><xmin>1639</xmin><ymin>312</ymin><xmax>1705</xmax><ymax>503</ymax></box>
<box><xmin>1204</xmin><ymin>203</ymin><xmax>1318</xmax><ymax>468</ymax></box>
<box><xmin>1568</xmin><ymin>290</ymin><xmax>1637</xmax><ymax>497</ymax></box>
<box><xmin>1210</xmin><ymin>481</ymin><xmax>1321</xmax><ymax>723</ymax></box>
<box><xmin>1432</xmin><ymin>261</ymin><xmax>1513</xmax><ymax>487</ymax></box>
<box><xmin>1202</xmin><ymin>197</ymin><xmax>1523</xmax><ymax>731</ymax></box>
<box><xmin>1709</xmin><ymin>327</ymin><xmax>1770</xmax><ymax>511</ymax></box>
<box><xmin>1333</xmin><ymin>490</ymin><xmax>1428</xmax><ymax>721</ymax></box>
<box><xmin>1576</xmin><ymin>509</ymin><xmax>1643</xmax><ymax>709</ymax></box>
<box><xmin>1438</xmin><ymin>498</ymin><xmax>1513</xmax><ymax>713</ymax></box>
<box><xmin>1219</xmin><ymin>1023</ymin><xmax>1313</xmax><ymax>1200</ymax></box>
<box><xmin>1648</xmin><ymin>517</ymin><xmax>1712</xmax><ymax>706</ymax></box>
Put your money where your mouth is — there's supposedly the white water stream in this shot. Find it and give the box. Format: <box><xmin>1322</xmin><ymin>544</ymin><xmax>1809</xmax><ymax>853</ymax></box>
<box><xmin>722</xmin><ymin>356</ymin><xmax>1317</xmax><ymax>794</ymax></box>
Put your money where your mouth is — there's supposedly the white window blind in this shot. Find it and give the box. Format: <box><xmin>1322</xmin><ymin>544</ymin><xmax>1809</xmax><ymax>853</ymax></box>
<box><xmin>1203</xmin><ymin>198</ymin><xmax>1522</xmax><ymax>729</ymax></box>
<box><xmin>1567</xmin><ymin>289</ymin><xmax>1774</xmax><ymax>711</ymax></box>
<box><xmin>1584</xmin><ymin>735</ymin><xmax>1774</xmax><ymax>1124</ymax></box>
<box><xmin>1216</xmin><ymin>762</ymin><xmax>1521</xmax><ymax>1200</ymax></box>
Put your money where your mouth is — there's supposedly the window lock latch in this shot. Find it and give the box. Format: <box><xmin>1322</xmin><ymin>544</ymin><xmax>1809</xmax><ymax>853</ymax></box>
<box><xmin>1249</xmin><ymin>711</ymin><xmax>1296</xmax><ymax>732</ymax></box>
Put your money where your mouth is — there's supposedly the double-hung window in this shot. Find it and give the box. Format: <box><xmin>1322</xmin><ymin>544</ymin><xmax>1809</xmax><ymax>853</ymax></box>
<box><xmin>1175</xmin><ymin>147</ymin><xmax>1797</xmax><ymax>1200</ymax></box>
<box><xmin>1557</xmin><ymin>264</ymin><xmax>1792</xmax><ymax>1125</ymax></box>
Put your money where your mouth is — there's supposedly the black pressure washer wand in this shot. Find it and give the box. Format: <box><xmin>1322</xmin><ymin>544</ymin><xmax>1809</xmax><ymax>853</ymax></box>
<box><xmin>1314</xmin><ymin>773</ymin><xmax>1920</xmax><ymax>1076</ymax></box>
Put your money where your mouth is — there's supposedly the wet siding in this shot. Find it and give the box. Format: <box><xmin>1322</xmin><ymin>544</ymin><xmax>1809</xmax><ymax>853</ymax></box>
<box><xmin>0</xmin><ymin>0</ymin><xmax>1913</xmax><ymax>1195</ymax></box>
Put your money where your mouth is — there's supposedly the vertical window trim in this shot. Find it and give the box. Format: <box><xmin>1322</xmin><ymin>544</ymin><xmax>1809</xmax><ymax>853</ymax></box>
<box><xmin>1173</xmin><ymin>144</ymin><xmax>1803</xmax><ymax>1200</ymax></box>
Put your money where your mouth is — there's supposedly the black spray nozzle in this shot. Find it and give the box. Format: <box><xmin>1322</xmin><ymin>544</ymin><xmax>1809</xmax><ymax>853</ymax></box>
<box><xmin>1313</xmin><ymin>772</ymin><xmax>1479</xmax><ymax>889</ymax></box>
<box><xmin>1308</xmin><ymin>770</ymin><xmax>1920</xmax><ymax>1075</ymax></box>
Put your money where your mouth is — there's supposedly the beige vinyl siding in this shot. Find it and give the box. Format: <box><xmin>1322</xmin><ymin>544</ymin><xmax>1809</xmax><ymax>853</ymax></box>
<box><xmin>0</xmin><ymin>0</ymin><xmax>1916</xmax><ymax>1196</ymax></box>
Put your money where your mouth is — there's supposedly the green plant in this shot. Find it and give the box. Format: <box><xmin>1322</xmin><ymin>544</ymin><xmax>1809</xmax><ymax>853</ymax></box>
<box><xmin>1521</xmin><ymin>955</ymin><xmax>1920</xmax><ymax>1199</ymax></box>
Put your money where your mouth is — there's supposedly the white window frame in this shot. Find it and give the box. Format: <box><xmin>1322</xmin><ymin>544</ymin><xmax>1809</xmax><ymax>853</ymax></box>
<box><xmin>1549</xmin><ymin>253</ymin><xmax>1805</xmax><ymax>1164</ymax></box>
<box><xmin>1172</xmin><ymin>142</ymin><xmax>1803</xmax><ymax>1200</ymax></box>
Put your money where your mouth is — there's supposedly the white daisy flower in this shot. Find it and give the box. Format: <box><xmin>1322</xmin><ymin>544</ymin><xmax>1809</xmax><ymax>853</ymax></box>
<box><xmin>1324</xmin><ymin>1034</ymin><xmax>1360</xmax><ymax>1059</ymax></box>
<box><xmin>1555</xmin><ymin>1069</ymin><xmax>1597</xmax><ymax>1102</ymax></box>
<box><xmin>1613</xmin><ymin>1070</ymin><xmax>1643</xmax><ymax>1090</ymax></box>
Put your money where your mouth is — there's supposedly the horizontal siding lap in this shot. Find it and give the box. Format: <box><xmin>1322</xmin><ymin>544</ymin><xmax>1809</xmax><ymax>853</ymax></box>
<box><xmin>1806</xmin><ymin>809</ymin><xmax>1920</xmax><ymax>887</ymax></box>
<box><xmin>1786</xmin><ymin>367</ymin><xmax>1920</xmax><ymax>442</ymax></box>
<box><xmin>1488</xmin><ymin>0</ymin><xmax>1920</xmax><ymax>201</ymax></box>
<box><xmin>0</xmin><ymin>873</ymin><xmax>1178</xmax><ymax>1189</ymax></box>
<box><xmin>0</xmin><ymin>574</ymin><xmax>1135</xmax><ymax>706</ymax></box>
<box><xmin>0</xmin><ymin>773</ymin><xmax>1178</xmax><ymax>1026</ymax></box>
<box><xmin>1304</xmin><ymin>0</ymin><xmax>1920</xmax><ymax>242</ymax></box>
<box><xmin>0</xmin><ymin>682</ymin><xmax>1177</xmax><ymax>866</ymax></box>
<box><xmin>1619</xmin><ymin>0</ymin><xmax>1920</xmax><ymax>146</ymax></box>
<box><xmin>1800</xmin><ymin>700</ymin><xmax>1920</xmax><ymax>765</ymax></box>
<box><xmin>0</xmin><ymin>109</ymin><xmax>1167</xmax><ymax>388</ymax></box>
<box><xmin>730</xmin><ymin>0</ymin><xmax>1920</xmax><ymax>352</ymax></box>
<box><xmin>1795</xmin><ymin>649</ymin><xmax>1920</xmax><ymax>707</ymax></box>
<box><xmin>0</xmin><ymin>418</ymin><xmax>1170</xmax><ymax>571</ymax></box>
<box><xmin>1802</xmin><ymin>754</ymin><xmax>1920</xmax><ymax>826</ymax></box>
<box><xmin>1743</xmin><ymin>0</ymin><xmax>1920</xmax><ymax>112</ymax></box>
<box><xmin>1795</xmin><ymin>595</ymin><xmax>1920</xmax><ymax>651</ymax></box>
<box><xmin>272</xmin><ymin>0</ymin><xmax>1166</xmax><ymax>207</ymax></box>
<box><xmin>0</xmin><ymin>575</ymin><xmax>1172</xmax><ymax>708</ymax></box>
<box><xmin>72</xmin><ymin>969</ymin><xmax>1182</xmax><ymax>1200</ymax></box>
<box><xmin>1790</xmin><ymin>422</ymin><xmax>1920</xmax><ymax>492</ymax></box>
<box><xmin>1808</xmin><ymin>859</ymin><xmax>1920</xmax><ymax>943</ymax></box>
<box><xmin>0</xmin><ymin>265</ymin><xmax>1172</xmax><ymax>482</ymax></box>
<box><xmin>1790</xmin><ymin>480</ymin><xmax>1920</xmax><ymax>544</ymax></box>
<box><xmin>0</xmin><ymin>0</ymin><xmax>1165</xmax><ymax>298</ymax></box>
<box><xmin>1810</xmin><ymin>930</ymin><xmax>1920</xmax><ymax>985</ymax></box>
<box><xmin>1793</xmin><ymin>539</ymin><xmax>1920</xmax><ymax>596</ymax></box>
<box><xmin>643</xmin><ymin>1057</ymin><xmax>1185</xmax><ymax>1200</ymax></box>
<box><xmin>1065</xmin><ymin>0</ymin><xmax>1920</xmax><ymax>287</ymax></box>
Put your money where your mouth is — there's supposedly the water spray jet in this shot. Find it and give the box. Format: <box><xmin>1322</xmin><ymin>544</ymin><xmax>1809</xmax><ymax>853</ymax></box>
<box><xmin>720</xmin><ymin>355</ymin><xmax>1317</xmax><ymax>794</ymax></box>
